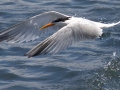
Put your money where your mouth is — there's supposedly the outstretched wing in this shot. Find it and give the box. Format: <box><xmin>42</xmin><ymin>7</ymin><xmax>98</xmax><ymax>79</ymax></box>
<box><xmin>25</xmin><ymin>19</ymin><xmax>103</xmax><ymax>57</ymax></box>
<box><xmin>0</xmin><ymin>11</ymin><xmax>69</xmax><ymax>42</ymax></box>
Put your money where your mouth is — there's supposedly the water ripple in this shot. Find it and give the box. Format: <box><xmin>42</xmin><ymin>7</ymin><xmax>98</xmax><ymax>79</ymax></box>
<box><xmin>0</xmin><ymin>0</ymin><xmax>120</xmax><ymax>90</ymax></box>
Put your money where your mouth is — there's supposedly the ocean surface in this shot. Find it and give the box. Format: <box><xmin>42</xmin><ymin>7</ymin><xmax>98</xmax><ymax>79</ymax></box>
<box><xmin>0</xmin><ymin>0</ymin><xmax>120</xmax><ymax>90</ymax></box>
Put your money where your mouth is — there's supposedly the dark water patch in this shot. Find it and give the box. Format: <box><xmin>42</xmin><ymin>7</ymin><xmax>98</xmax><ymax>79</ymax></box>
<box><xmin>100</xmin><ymin>37</ymin><xmax>120</xmax><ymax>48</ymax></box>
<box><xmin>41</xmin><ymin>1</ymin><xmax>58</xmax><ymax>6</ymax></box>
<box><xmin>9</xmin><ymin>47</ymin><xmax>28</xmax><ymax>56</ymax></box>
<box><xmin>8</xmin><ymin>86</ymin><xmax>40</xmax><ymax>90</ymax></box>
<box><xmin>0</xmin><ymin>69</ymin><xmax>20</xmax><ymax>81</ymax></box>
<box><xmin>0</xmin><ymin>47</ymin><xmax>27</xmax><ymax>56</ymax></box>
<box><xmin>0</xmin><ymin>2</ymin><xmax>16</xmax><ymax>5</ymax></box>
<box><xmin>22</xmin><ymin>0</ymin><xmax>41</xmax><ymax>3</ymax></box>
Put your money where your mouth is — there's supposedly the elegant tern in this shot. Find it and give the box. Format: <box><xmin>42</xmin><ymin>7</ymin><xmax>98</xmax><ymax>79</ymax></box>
<box><xmin>0</xmin><ymin>11</ymin><xmax>120</xmax><ymax>58</ymax></box>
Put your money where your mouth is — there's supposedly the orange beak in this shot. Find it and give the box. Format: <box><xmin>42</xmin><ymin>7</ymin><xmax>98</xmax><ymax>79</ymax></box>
<box><xmin>40</xmin><ymin>22</ymin><xmax>54</xmax><ymax>30</ymax></box>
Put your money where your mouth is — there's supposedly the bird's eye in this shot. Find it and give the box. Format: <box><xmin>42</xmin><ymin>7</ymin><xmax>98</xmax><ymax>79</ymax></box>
<box><xmin>52</xmin><ymin>18</ymin><xmax>62</xmax><ymax>23</ymax></box>
<box><xmin>52</xmin><ymin>17</ymin><xmax>70</xmax><ymax>23</ymax></box>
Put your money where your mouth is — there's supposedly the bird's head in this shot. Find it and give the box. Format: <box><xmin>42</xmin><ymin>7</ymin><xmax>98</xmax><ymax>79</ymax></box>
<box><xmin>40</xmin><ymin>17</ymin><xmax>70</xmax><ymax>30</ymax></box>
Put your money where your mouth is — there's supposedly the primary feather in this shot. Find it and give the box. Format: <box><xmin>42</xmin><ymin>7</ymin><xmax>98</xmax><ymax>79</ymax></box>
<box><xmin>0</xmin><ymin>11</ymin><xmax>69</xmax><ymax>42</ymax></box>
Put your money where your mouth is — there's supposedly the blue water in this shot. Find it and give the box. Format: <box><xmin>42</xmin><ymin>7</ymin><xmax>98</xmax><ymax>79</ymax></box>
<box><xmin>0</xmin><ymin>0</ymin><xmax>120</xmax><ymax>90</ymax></box>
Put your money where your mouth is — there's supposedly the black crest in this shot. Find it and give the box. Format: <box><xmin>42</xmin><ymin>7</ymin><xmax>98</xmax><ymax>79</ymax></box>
<box><xmin>52</xmin><ymin>17</ymin><xmax>70</xmax><ymax>23</ymax></box>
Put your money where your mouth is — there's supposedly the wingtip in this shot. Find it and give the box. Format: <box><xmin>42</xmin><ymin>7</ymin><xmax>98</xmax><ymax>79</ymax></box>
<box><xmin>28</xmin><ymin>55</ymin><xmax>32</xmax><ymax>58</ymax></box>
<box><xmin>23</xmin><ymin>54</ymin><xmax>32</xmax><ymax>58</ymax></box>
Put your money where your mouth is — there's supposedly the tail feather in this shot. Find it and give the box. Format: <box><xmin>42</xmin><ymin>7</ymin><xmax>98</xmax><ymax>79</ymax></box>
<box><xmin>95</xmin><ymin>21</ymin><xmax>120</xmax><ymax>28</ymax></box>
